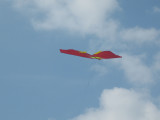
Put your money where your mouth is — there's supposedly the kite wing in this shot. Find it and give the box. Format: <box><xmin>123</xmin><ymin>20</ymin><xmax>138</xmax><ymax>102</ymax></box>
<box><xmin>91</xmin><ymin>51</ymin><xmax>122</xmax><ymax>59</ymax></box>
<box><xmin>60</xmin><ymin>49</ymin><xmax>122</xmax><ymax>60</ymax></box>
<box><xmin>60</xmin><ymin>49</ymin><xmax>91</xmax><ymax>58</ymax></box>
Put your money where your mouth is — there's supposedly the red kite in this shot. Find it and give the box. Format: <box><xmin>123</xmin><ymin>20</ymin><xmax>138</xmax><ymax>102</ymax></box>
<box><xmin>60</xmin><ymin>49</ymin><xmax>122</xmax><ymax>60</ymax></box>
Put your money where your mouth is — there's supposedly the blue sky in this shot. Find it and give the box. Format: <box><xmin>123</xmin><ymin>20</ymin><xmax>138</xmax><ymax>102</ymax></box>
<box><xmin>0</xmin><ymin>0</ymin><xmax>160</xmax><ymax>120</ymax></box>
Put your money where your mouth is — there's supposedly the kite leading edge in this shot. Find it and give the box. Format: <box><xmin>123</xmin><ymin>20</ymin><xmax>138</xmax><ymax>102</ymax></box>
<box><xmin>60</xmin><ymin>49</ymin><xmax>122</xmax><ymax>60</ymax></box>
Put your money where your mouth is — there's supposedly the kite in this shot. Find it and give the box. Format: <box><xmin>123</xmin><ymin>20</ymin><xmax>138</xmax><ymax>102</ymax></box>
<box><xmin>60</xmin><ymin>49</ymin><xmax>122</xmax><ymax>60</ymax></box>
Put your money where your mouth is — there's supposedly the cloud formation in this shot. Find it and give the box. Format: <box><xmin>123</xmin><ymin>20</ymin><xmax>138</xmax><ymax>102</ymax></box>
<box><xmin>152</xmin><ymin>52</ymin><xmax>160</xmax><ymax>71</ymax></box>
<box><xmin>71</xmin><ymin>88</ymin><xmax>160</xmax><ymax>120</ymax></box>
<box><xmin>13</xmin><ymin>0</ymin><xmax>119</xmax><ymax>37</ymax></box>
<box><xmin>120</xmin><ymin>54</ymin><xmax>153</xmax><ymax>85</ymax></box>
<box><xmin>91</xmin><ymin>52</ymin><xmax>160</xmax><ymax>86</ymax></box>
<box><xmin>13</xmin><ymin>0</ymin><xmax>160</xmax><ymax>46</ymax></box>
<box><xmin>120</xmin><ymin>27</ymin><xmax>160</xmax><ymax>44</ymax></box>
<box><xmin>153</xmin><ymin>6</ymin><xmax>160</xmax><ymax>13</ymax></box>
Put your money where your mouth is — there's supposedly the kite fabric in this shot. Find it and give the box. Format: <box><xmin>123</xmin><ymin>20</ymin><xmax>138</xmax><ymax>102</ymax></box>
<box><xmin>60</xmin><ymin>49</ymin><xmax>122</xmax><ymax>60</ymax></box>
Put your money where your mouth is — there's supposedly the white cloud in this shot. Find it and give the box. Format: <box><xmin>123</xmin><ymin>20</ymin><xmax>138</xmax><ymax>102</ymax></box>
<box><xmin>118</xmin><ymin>51</ymin><xmax>160</xmax><ymax>86</ymax></box>
<box><xmin>88</xmin><ymin>25</ymin><xmax>160</xmax><ymax>53</ymax></box>
<box><xmin>151</xmin><ymin>52</ymin><xmax>160</xmax><ymax>81</ymax></box>
<box><xmin>152</xmin><ymin>52</ymin><xmax>160</xmax><ymax>71</ymax></box>
<box><xmin>13</xmin><ymin>0</ymin><xmax>160</xmax><ymax>46</ymax></box>
<box><xmin>119</xmin><ymin>54</ymin><xmax>153</xmax><ymax>85</ymax></box>
<box><xmin>153</xmin><ymin>6</ymin><xmax>160</xmax><ymax>13</ymax></box>
<box><xmin>71</xmin><ymin>88</ymin><xmax>160</xmax><ymax>120</ymax></box>
<box><xmin>13</xmin><ymin>0</ymin><xmax>120</xmax><ymax>37</ymax></box>
<box><xmin>89</xmin><ymin>52</ymin><xmax>160</xmax><ymax>87</ymax></box>
<box><xmin>120</xmin><ymin>27</ymin><xmax>160</xmax><ymax>44</ymax></box>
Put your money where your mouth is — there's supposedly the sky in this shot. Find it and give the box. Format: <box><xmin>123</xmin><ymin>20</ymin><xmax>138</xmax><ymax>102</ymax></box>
<box><xmin>0</xmin><ymin>0</ymin><xmax>160</xmax><ymax>120</ymax></box>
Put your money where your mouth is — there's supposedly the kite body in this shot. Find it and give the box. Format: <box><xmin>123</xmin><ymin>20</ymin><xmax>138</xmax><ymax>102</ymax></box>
<box><xmin>60</xmin><ymin>49</ymin><xmax>122</xmax><ymax>60</ymax></box>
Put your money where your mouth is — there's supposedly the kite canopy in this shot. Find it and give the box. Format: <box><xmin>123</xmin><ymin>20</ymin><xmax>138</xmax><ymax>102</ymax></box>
<box><xmin>60</xmin><ymin>49</ymin><xmax>122</xmax><ymax>60</ymax></box>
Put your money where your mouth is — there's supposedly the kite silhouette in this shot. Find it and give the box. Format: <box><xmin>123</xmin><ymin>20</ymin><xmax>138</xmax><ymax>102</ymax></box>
<box><xmin>60</xmin><ymin>49</ymin><xmax>122</xmax><ymax>60</ymax></box>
